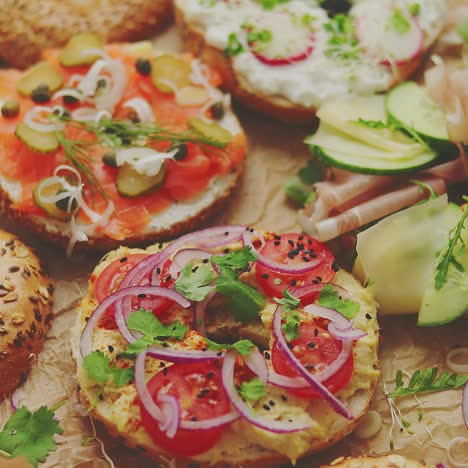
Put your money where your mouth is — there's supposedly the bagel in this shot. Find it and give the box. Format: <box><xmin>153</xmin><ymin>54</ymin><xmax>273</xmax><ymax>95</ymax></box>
<box><xmin>0</xmin><ymin>229</ymin><xmax>54</xmax><ymax>399</ymax></box>
<box><xmin>175</xmin><ymin>0</ymin><xmax>447</xmax><ymax>124</ymax></box>
<box><xmin>322</xmin><ymin>454</ymin><xmax>435</xmax><ymax>467</ymax></box>
<box><xmin>0</xmin><ymin>0</ymin><xmax>172</xmax><ymax>69</ymax></box>
<box><xmin>0</xmin><ymin>38</ymin><xmax>247</xmax><ymax>254</ymax></box>
<box><xmin>72</xmin><ymin>227</ymin><xmax>379</xmax><ymax>465</ymax></box>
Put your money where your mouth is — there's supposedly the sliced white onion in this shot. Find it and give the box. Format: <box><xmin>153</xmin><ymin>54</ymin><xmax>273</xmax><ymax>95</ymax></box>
<box><xmin>115</xmin><ymin>147</ymin><xmax>177</xmax><ymax>177</ymax></box>
<box><xmin>157</xmin><ymin>391</ymin><xmax>181</xmax><ymax>439</ymax></box>
<box><xmin>123</xmin><ymin>97</ymin><xmax>155</xmax><ymax>123</ymax></box>
<box><xmin>77</xmin><ymin>59</ymin><xmax>107</xmax><ymax>97</ymax></box>
<box><xmin>52</xmin><ymin>88</ymin><xmax>84</xmax><ymax>103</ymax></box>
<box><xmin>95</xmin><ymin>58</ymin><xmax>128</xmax><ymax>112</ymax></box>
<box><xmin>24</xmin><ymin>106</ymin><xmax>65</xmax><ymax>132</ymax></box>
<box><xmin>244</xmin><ymin>347</ymin><xmax>268</xmax><ymax>383</ymax></box>
<box><xmin>190</xmin><ymin>59</ymin><xmax>221</xmax><ymax>99</ymax></box>
<box><xmin>446</xmin><ymin>347</ymin><xmax>468</xmax><ymax>374</ymax></box>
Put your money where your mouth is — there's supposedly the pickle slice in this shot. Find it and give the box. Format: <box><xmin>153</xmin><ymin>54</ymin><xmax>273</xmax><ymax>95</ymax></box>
<box><xmin>151</xmin><ymin>55</ymin><xmax>192</xmax><ymax>94</ymax></box>
<box><xmin>176</xmin><ymin>86</ymin><xmax>209</xmax><ymax>107</ymax></box>
<box><xmin>16</xmin><ymin>62</ymin><xmax>63</xmax><ymax>97</ymax></box>
<box><xmin>116</xmin><ymin>164</ymin><xmax>166</xmax><ymax>197</ymax></box>
<box><xmin>188</xmin><ymin>118</ymin><xmax>232</xmax><ymax>144</ymax></box>
<box><xmin>59</xmin><ymin>33</ymin><xmax>104</xmax><ymax>67</ymax></box>
<box><xmin>33</xmin><ymin>180</ymin><xmax>72</xmax><ymax>221</ymax></box>
<box><xmin>15</xmin><ymin>123</ymin><xmax>59</xmax><ymax>153</ymax></box>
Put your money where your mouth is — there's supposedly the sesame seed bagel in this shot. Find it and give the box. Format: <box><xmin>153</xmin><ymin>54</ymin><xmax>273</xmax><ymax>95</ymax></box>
<box><xmin>0</xmin><ymin>0</ymin><xmax>172</xmax><ymax>69</ymax></box>
<box><xmin>175</xmin><ymin>0</ymin><xmax>446</xmax><ymax>124</ymax></box>
<box><xmin>322</xmin><ymin>454</ymin><xmax>436</xmax><ymax>467</ymax></box>
<box><xmin>72</xmin><ymin>232</ymin><xmax>380</xmax><ymax>466</ymax></box>
<box><xmin>0</xmin><ymin>229</ymin><xmax>54</xmax><ymax>398</ymax></box>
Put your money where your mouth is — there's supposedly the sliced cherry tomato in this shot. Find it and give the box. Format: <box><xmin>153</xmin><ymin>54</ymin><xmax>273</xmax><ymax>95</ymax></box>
<box><xmin>255</xmin><ymin>233</ymin><xmax>335</xmax><ymax>299</ymax></box>
<box><xmin>271</xmin><ymin>322</ymin><xmax>353</xmax><ymax>399</ymax></box>
<box><xmin>140</xmin><ymin>361</ymin><xmax>232</xmax><ymax>457</ymax></box>
<box><xmin>94</xmin><ymin>253</ymin><xmax>174</xmax><ymax>329</ymax></box>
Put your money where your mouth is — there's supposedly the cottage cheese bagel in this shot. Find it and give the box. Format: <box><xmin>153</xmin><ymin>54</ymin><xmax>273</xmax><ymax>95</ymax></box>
<box><xmin>0</xmin><ymin>0</ymin><xmax>172</xmax><ymax>69</ymax></box>
<box><xmin>175</xmin><ymin>0</ymin><xmax>447</xmax><ymax>123</ymax></box>
<box><xmin>322</xmin><ymin>454</ymin><xmax>435</xmax><ymax>467</ymax></box>
<box><xmin>72</xmin><ymin>227</ymin><xmax>379</xmax><ymax>465</ymax></box>
<box><xmin>0</xmin><ymin>37</ymin><xmax>246</xmax><ymax>254</ymax></box>
<box><xmin>0</xmin><ymin>229</ymin><xmax>54</xmax><ymax>398</ymax></box>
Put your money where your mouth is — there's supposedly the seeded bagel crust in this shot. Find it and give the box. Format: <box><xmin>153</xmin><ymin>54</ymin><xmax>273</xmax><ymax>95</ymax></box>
<box><xmin>0</xmin><ymin>0</ymin><xmax>172</xmax><ymax>69</ymax></box>
<box><xmin>71</xmin><ymin>236</ymin><xmax>380</xmax><ymax>466</ymax></box>
<box><xmin>0</xmin><ymin>229</ymin><xmax>54</xmax><ymax>399</ymax></box>
<box><xmin>321</xmin><ymin>454</ymin><xmax>436</xmax><ymax>467</ymax></box>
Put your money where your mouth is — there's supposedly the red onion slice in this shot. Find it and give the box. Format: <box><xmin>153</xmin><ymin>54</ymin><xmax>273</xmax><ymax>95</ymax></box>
<box><xmin>463</xmin><ymin>383</ymin><xmax>468</xmax><ymax>429</ymax></box>
<box><xmin>328</xmin><ymin>323</ymin><xmax>367</xmax><ymax>341</ymax></box>
<box><xmin>272</xmin><ymin>305</ymin><xmax>353</xmax><ymax>419</ymax></box>
<box><xmin>244</xmin><ymin>347</ymin><xmax>269</xmax><ymax>383</ymax></box>
<box><xmin>268</xmin><ymin>371</ymin><xmax>310</xmax><ymax>389</ymax></box>
<box><xmin>242</xmin><ymin>230</ymin><xmax>324</xmax><ymax>274</ymax></box>
<box><xmin>158</xmin><ymin>391</ymin><xmax>181</xmax><ymax>439</ymax></box>
<box><xmin>168</xmin><ymin>248</ymin><xmax>213</xmax><ymax>278</ymax></box>
<box><xmin>222</xmin><ymin>352</ymin><xmax>312</xmax><ymax>433</ymax></box>
<box><xmin>80</xmin><ymin>286</ymin><xmax>190</xmax><ymax>356</ymax></box>
<box><xmin>303</xmin><ymin>303</ymin><xmax>350</xmax><ymax>329</ymax></box>
<box><xmin>147</xmin><ymin>345</ymin><xmax>224</xmax><ymax>363</ymax></box>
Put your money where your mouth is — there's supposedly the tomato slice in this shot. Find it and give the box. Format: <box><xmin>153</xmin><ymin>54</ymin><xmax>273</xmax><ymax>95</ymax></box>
<box><xmin>271</xmin><ymin>321</ymin><xmax>353</xmax><ymax>399</ymax></box>
<box><xmin>94</xmin><ymin>253</ymin><xmax>174</xmax><ymax>329</ymax></box>
<box><xmin>255</xmin><ymin>233</ymin><xmax>335</xmax><ymax>299</ymax></box>
<box><xmin>140</xmin><ymin>361</ymin><xmax>232</xmax><ymax>457</ymax></box>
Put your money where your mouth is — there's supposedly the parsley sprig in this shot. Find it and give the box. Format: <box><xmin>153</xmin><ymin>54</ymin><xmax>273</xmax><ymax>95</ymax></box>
<box><xmin>239</xmin><ymin>377</ymin><xmax>266</xmax><ymax>402</ymax></box>
<box><xmin>318</xmin><ymin>284</ymin><xmax>360</xmax><ymax>319</ymax></box>
<box><xmin>83</xmin><ymin>350</ymin><xmax>134</xmax><ymax>387</ymax></box>
<box><xmin>205</xmin><ymin>338</ymin><xmax>255</xmax><ymax>356</ymax></box>
<box><xmin>387</xmin><ymin>368</ymin><xmax>468</xmax><ymax>398</ymax></box>
<box><xmin>174</xmin><ymin>261</ymin><xmax>215</xmax><ymax>301</ymax></box>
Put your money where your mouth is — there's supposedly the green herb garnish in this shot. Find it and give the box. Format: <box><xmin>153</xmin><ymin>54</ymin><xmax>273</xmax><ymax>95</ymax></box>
<box><xmin>409</xmin><ymin>3</ymin><xmax>420</xmax><ymax>16</ymax></box>
<box><xmin>457</xmin><ymin>20</ymin><xmax>468</xmax><ymax>42</ymax></box>
<box><xmin>387</xmin><ymin>10</ymin><xmax>411</xmax><ymax>34</ymax></box>
<box><xmin>211</xmin><ymin>246</ymin><xmax>256</xmax><ymax>272</ymax></box>
<box><xmin>239</xmin><ymin>377</ymin><xmax>266</xmax><ymax>402</ymax></box>
<box><xmin>282</xmin><ymin>311</ymin><xmax>301</xmax><ymax>341</ymax></box>
<box><xmin>174</xmin><ymin>261</ymin><xmax>215</xmax><ymax>301</ymax></box>
<box><xmin>83</xmin><ymin>350</ymin><xmax>134</xmax><ymax>386</ymax></box>
<box><xmin>274</xmin><ymin>289</ymin><xmax>300</xmax><ymax>312</ymax></box>
<box><xmin>224</xmin><ymin>33</ymin><xmax>244</xmax><ymax>57</ymax></box>
<box><xmin>324</xmin><ymin>14</ymin><xmax>361</xmax><ymax>61</ymax></box>
<box><xmin>318</xmin><ymin>284</ymin><xmax>360</xmax><ymax>319</ymax></box>
<box><xmin>204</xmin><ymin>338</ymin><xmax>255</xmax><ymax>356</ymax></box>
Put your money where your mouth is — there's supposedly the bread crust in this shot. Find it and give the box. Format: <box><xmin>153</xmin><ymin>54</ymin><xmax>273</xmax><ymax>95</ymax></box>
<box><xmin>174</xmin><ymin>6</ymin><xmax>432</xmax><ymax>125</ymax></box>
<box><xmin>321</xmin><ymin>454</ymin><xmax>435</xmax><ymax>467</ymax></box>
<box><xmin>72</xmin><ymin>239</ymin><xmax>380</xmax><ymax>466</ymax></box>
<box><xmin>0</xmin><ymin>0</ymin><xmax>172</xmax><ymax>68</ymax></box>
<box><xmin>0</xmin><ymin>229</ymin><xmax>54</xmax><ymax>398</ymax></box>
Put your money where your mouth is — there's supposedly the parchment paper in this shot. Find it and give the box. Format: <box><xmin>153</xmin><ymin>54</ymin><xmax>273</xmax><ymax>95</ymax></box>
<box><xmin>0</xmin><ymin>16</ymin><xmax>467</xmax><ymax>468</ymax></box>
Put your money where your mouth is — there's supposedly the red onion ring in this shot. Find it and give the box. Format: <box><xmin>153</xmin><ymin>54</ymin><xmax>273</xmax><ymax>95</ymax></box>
<box><xmin>463</xmin><ymin>383</ymin><xmax>468</xmax><ymax>430</ymax></box>
<box><xmin>242</xmin><ymin>229</ymin><xmax>324</xmax><ymax>275</ymax></box>
<box><xmin>272</xmin><ymin>305</ymin><xmax>353</xmax><ymax>419</ymax></box>
<box><xmin>80</xmin><ymin>285</ymin><xmax>191</xmax><ymax>356</ymax></box>
<box><xmin>158</xmin><ymin>391</ymin><xmax>181</xmax><ymax>439</ymax></box>
<box><xmin>147</xmin><ymin>345</ymin><xmax>224</xmax><ymax>363</ymax></box>
<box><xmin>328</xmin><ymin>323</ymin><xmax>367</xmax><ymax>341</ymax></box>
<box><xmin>303</xmin><ymin>303</ymin><xmax>350</xmax><ymax>329</ymax></box>
<box><xmin>243</xmin><ymin>347</ymin><xmax>269</xmax><ymax>383</ymax></box>
<box><xmin>222</xmin><ymin>351</ymin><xmax>312</xmax><ymax>433</ymax></box>
<box><xmin>168</xmin><ymin>248</ymin><xmax>213</xmax><ymax>278</ymax></box>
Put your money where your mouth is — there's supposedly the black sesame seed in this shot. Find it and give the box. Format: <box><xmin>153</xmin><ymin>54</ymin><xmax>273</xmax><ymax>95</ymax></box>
<box><xmin>316</xmin><ymin>276</ymin><xmax>322</xmax><ymax>281</ymax></box>
<box><xmin>312</xmin><ymin>280</ymin><xmax>319</xmax><ymax>284</ymax></box>
<box><xmin>288</xmin><ymin>240</ymin><xmax>295</xmax><ymax>247</ymax></box>
<box><xmin>162</xmin><ymin>343</ymin><xmax>169</xmax><ymax>348</ymax></box>
<box><xmin>307</xmin><ymin>342</ymin><xmax>316</xmax><ymax>348</ymax></box>
<box><xmin>205</xmin><ymin>371</ymin><xmax>215</xmax><ymax>379</ymax></box>
<box><xmin>274</xmin><ymin>235</ymin><xmax>281</xmax><ymax>240</ymax></box>
<box><xmin>216</xmin><ymin>352</ymin><xmax>223</xmax><ymax>357</ymax></box>
<box><xmin>291</xmin><ymin>279</ymin><xmax>297</xmax><ymax>286</ymax></box>
<box><xmin>120</xmin><ymin>256</ymin><xmax>128</xmax><ymax>263</ymax></box>
<box><xmin>138</xmin><ymin>293</ymin><xmax>147</xmax><ymax>298</ymax></box>
<box><xmin>192</xmin><ymin>266</ymin><xmax>199</xmax><ymax>273</ymax></box>
<box><xmin>297</xmin><ymin>243</ymin><xmax>305</xmax><ymax>251</ymax></box>
<box><xmin>224</xmin><ymin>231</ymin><xmax>229</xmax><ymax>236</ymax></box>
<box><xmin>303</xmin><ymin>257</ymin><xmax>310</xmax><ymax>262</ymax></box>
<box><xmin>191</xmin><ymin>416</ymin><xmax>197</xmax><ymax>421</ymax></box>
<box><xmin>263</xmin><ymin>404</ymin><xmax>270</xmax><ymax>411</ymax></box>
<box><xmin>287</xmin><ymin>252</ymin><xmax>296</xmax><ymax>259</ymax></box>
<box><xmin>264</xmin><ymin>351</ymin><xmax>271</xmax><ymax>360</ymax></box>
<box><xmin>310</xmin><ymin>253</ymin><xmax>317</xmax><ymax>258</ymax></box>
<box><xmin>332</xmin><ymin>262</ymin><xmax>340</xmax><ymax>272</ymax></box>
<box><xmin>305</xmin><ymin>364</ymin><xmax>314</xmax><ymax>370</ymax></box>
<box><xmin>9</xmin><ymin>266</ymin><xmax>20</xmax><ymax>273</ymax></box>
<box><xmin>163</xmin><ymin>367</ymin><xmax>168</xmax><ymax>375</ymax></box>
<box><xmin>269</xmin><ymin>400</ymin><xmax>275</xmax><ymax>406</ymax></box>
<box><xmin>298</xmin><ymin>235</ymin><xmax>304</xmax><ymax>241</ymax></box>
<box><xmin>366</xmin><ymin>313</ymin><xmax>372</xmax><ymax>320</ymax></box>
<box><xmin>135</xmin><ymin>58</ymin><xmax>151</xmax><ymax>75</ymax></box>
<box><xmin>249</xmin><ymin>228</ymin><xmax>254</xmax><ymax>233</ymax></box>
<box><xmin>159</xmin><ymin>362</ymin><xmax>166</xmax><ymax>367</ymax></box>
<box><xmin>223</xmin><ymin>248</ymin><xmax>230</xmax><ymax>254</ymax></box>
<box><xmin>262</xmin><ymin>273</ymin><xmax>269</xmax><ymax>279</ymax></box>
<box><xmin>85</xmin><ymin>317</ymin><xmax>90</xmax><ymax>322</ymax></box>
<box><xmin>202</xmin><ymin>259</ymin><xmax>209</xmax><ymax>264</ymax></box>
<box><xmin>281</xmin><ymin>394</ymin><xmax>288</xmax><ymax>401</ymax></box>
<box><xmin>108</xmin><ymin>345</ymin><xmax>114</xmax><ymax>353</ymax></box>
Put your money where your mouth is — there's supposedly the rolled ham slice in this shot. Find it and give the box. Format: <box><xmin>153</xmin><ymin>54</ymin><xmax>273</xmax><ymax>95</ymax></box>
<box><xmin>299</xmin><ymin>176</ymin><xmax>446</xmax><ymax>242</ymax></box>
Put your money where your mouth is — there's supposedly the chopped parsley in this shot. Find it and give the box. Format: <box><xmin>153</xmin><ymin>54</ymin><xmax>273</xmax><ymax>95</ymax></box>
<box><xmin>324</xmin><ymin>14</ymin><xmax>361</xmax><ymax>61</ymax></box>
<box><xmin>282</xmin><ymin>311</ymin><xmax>301</xmax><ymax>341</ymax></box>
<box><xmin>224</xmin><ymin>33</ymin><xmax>244</xmax><ymax>57</ymax></box>
<box><xmin>174</xmin><ymin>261</ymin><xmax>215</xmax><ymax>301</ymax></box>
<box><xmin>83</xmin><ymin>350</ymin><xmax>134</xmax><ymax>386</ymax></box>
<box><xmin>0</xmin><ymin>406</ymin><xmax>62</xmax><ymax>467</ymax></box>
<box><xmin>387</xmin><ymin>10</ymin><xmax>411</xmax><ymax>34</ymax></box>
<box><xmin>317</xmin><ymin>284</ymin><xmax>360</xmax><ymax>319</ymax></box>
<box><xmin>205</xmin><ymin>338</ymin><xmax>255</xmax><ymax>356</ymax></box>
<box><xmin>247</xmin><ymin>29</ymin><xmax>273</xmax><ymax>45</ymax></box>
<box><xmin>409</xmin><ymin>3</ymin><xmax>420</xmax><ymax>16</ymax></box>
<box><xmin>259</xmin><ymin>0</ymin><xmax>290</xmax><ymax>10</ymax></box>
<box><xmin>274</xmin><ymin>289</ymin><xmax>300</xmax><ymax>312</ymax></box>
<box><xmin>239</xmin><ymin>377</ymin><xmax>267</xmax><ymax>402</ymax></box>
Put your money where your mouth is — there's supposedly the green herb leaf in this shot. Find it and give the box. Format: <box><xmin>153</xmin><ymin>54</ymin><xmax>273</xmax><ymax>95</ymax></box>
<box><xmin>318</xmin><ymin>284</ymin><xmax>360</xmax><ymax>319</ymax></box>
<box><xmin>211</xmin><ymin>247</ymin><xmax>256</xmax><ymax>273</ymax></box>
<box><xmin>224</xmin><ymin>33</ymin><xmax>244</xmax><ymax>57</ymax></box>
<box><xmin>285</xmin><ymin>176</ymin><xmax>312</xmax><ymax>205</ymax></box>
<box><xmin>239</xmin><ymin>377</ymin><xmax>266</xmax><ymax>402</ymax></box>
<box><xmin>174</xmin><ymin>261</ymin><xmax>215</xmax><ymax>301</ymax></box>
<box><xmin>282</xmin><ymin>311</ymin><xmax>301</xmax><ymax>341</ymax></box>
<box><xmin>411</xmin><ymin>179</ymin><xmax>437</xmax><ymax>201</ymax></box>
<box><xmin>409</xmin><ymin>3</ymin><xmax>420</xmax><ymax>16</ymax></box>
<box><xmin>457</xmin><ymin>20</ymin><xmax>468</xmax><ymax>42</ymax></box>
<box><xmin>205</xmin><ymin>338</ymin><xmax>255</xmax><ymax>356</ymax></box>
<box><xmin>387</xmin><ymin>10</ymin><xmax>411</xmax><ymax>34</ymax></box>
<box><xmin>274</xmin><ymin>289</ymin><xmax>300</xmax><ymax>312</ymax></box>
<box><xmin>434</xmin><ymin>206</ymin><xmax>467</xmax><ymax>290</ymax></box>
<box><xmin>83</xmin><ymin>350</ymin><xmax>134</xmax><ymax>387</ymax></box>
<box><xmin>0</xmin><ymin>406</ymin><xmax>62</xmax><ymax>467</ymax></box>
<box><xmin>324</xmin><ymin>14</ymin><xmax>361</xmax><ymax>61</ymax></box>
<box><xmin>387</xmin><ymin>367</ymin><xmax>468</xmax><ymax>398</ymax></box>
<box><xmin>215</xmin><ymin>269</ymin><xmax>266</xmax><ymax>322</ymax></box>
<box><xmin>247</xmin><ymin>29</ymin><xmax>273</xmax><ymax>44</ymax></box>
<box><xmin>298</xmin><ymin>158</ymin><xmax>323</xmax><ymax>184</ymax></box>
<box><xmin>355</xmin><ymin>118</ymin><xmax>388</xmax><ymax>129</ymax></box>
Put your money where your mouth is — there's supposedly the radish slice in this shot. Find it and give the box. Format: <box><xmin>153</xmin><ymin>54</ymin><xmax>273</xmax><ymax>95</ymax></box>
<box><xmin>248</xmin><ymin>12</ymin><xmax>315</xmax><ymax>66</ymax></box>
<box><xmin>355</xmin><ymin>6</ymin><xmax>423</xmax><ymax>65</ymax></box>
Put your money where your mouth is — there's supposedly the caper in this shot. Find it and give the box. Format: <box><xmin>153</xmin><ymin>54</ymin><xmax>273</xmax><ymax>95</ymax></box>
<box><xmin>320</xmin><ymin>0</ymin><xmax>351</xmax><ymax>15</ymax></box>
<box><xmin>210</xmin><ymin>101</ymin><xmax>225</xmax><ymax>120</ymax></box>
<box><xmin>172</xmin><ymin>143</ymin><xmax>188</xmax><ymax>161</ymax></box>
<box><xmin>135</xmin><ymin>58</ymin><xmax>151</xmax><ymax>76</ymax></box>
<box><xmin>31</xmin><ymin>84</ymin><xmax>51</xmax><ymax>103</ymax></box>
<box><xmin>63</xmin><ymin>94</ymin><xmax>79</xmax><ymax>105</ymax></box>
<box><xmin>95</xmin><ymin>78</ymin><xmax>107</xmax><ymax>94</ymax></box>
<box><xmin>103</xmin><ymin>152</ymin><xmax>118</xmax><ymax>168</ymax></box>
<box><xmin>55</xmin><ymin>190</ymin><xmax>78</xmax><ymax>213</ymax></box>
<box><xmin>127</xmin><ymin>109</ymin><xmax>140</xmax><ymax>123</ymax></box>
<box><xmin>1</xmin><ymin>99</ymin><xmax>20</xmax><ymax>118</ymax></box>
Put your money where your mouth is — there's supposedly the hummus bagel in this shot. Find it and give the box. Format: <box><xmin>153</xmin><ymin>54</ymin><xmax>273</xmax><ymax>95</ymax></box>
<box><xmin>0</xmin><ymin>0</ymin><xmax>173</xmax><ymax>69</ymax></box>
<box><xmin>175</xmin><ymin>0</ymin><xmax>447</xmax><ymax>123</ymax></box>
<box><xmin>322</xmin><ymin>454</ymin><xmax>435</xmax><ymax>467</ymax></box>
<box><xmin>0</xmin><ymin>36</ymin><xmax>247</xmax><ymax>254</ymax></box>
<box><xmin>72</xmin><ymin>226</ymin><xmax>379</xmax><ymax>465</ymax></box>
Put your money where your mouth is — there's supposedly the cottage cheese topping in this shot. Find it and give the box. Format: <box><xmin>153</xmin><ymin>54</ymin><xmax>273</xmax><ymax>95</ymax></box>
<box><xmin>178</xmin><ymin>0</ymin><xmax>446</xmax><ymax>108</ymax></box>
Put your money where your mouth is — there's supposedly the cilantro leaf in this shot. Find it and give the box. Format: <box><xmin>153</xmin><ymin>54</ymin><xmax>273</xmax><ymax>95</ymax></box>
<box><xmin>83</xmin><ymin>351</ymin><xmax>134</xmax><ymax>387</ymax></box>
<box><xmin>211</xmin><ymin>247</ymin><xmax>256</xmax><ymax>273</ymax></box>
<box><xmin>387</xmin><ymin>10</ymin><xmax>411</xmax><ymax>34</ymax></box>
<box><xmin>215</xmin><ymin>269</ymin><xmax>266</xmax><ymax>322</ymax></box>
<box><xmin>387</xmin><ymin>367</ymin><xmax>468</xmax><ymax>398</ymax></box>
<box><xmin>434</xmin><ymin>207</ymin><xmax>467</xmax><ymax>290</ymax></box>
<box><xmin>282</xmin><ymin>311</ymin><xmax>301</xmax><ymax>341</ymax></box>
<box><xmin>274</xmin><ymin>290</ymin><xmax>300</xmax><ymax>312</ymax></box>
<box><xmin>285</xmin><ymin>176</ymin><xmax>316</xmax><ymax>206</ymax></box>
<box><xmin>205</xmin><ymin>338</ymin><xmax>255</xmax><ymax>356</ymax></box>
<box><xmin>174</xmin><ymin>261</ymin><xmax>215</xmax><ymax>301</ymax></box>
<box><xmin>0</xmin><ymin>406</ymin><xmax>62</xmax><ymax>467</ymax></box>
<box><xmin>239</xmin><ymin>377</ymin><xmax>266</xmax><ymax>403</ymax></box>
<box><xmin>318</xmin><ymin>284</ymin><xmax>360</xmax><ymax>319</ymax></box>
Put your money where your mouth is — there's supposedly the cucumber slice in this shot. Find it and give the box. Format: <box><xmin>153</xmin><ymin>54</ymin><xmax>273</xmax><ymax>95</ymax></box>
<box><xmin>355</xmin><ymin>195</ymin><xmax>460</xmax><ymax>315</ymax></box>
<box><xmin>307</xmin><ymin>124</ymin><xmax>437</xmax><ymax>175</ymax></box>
<box><xmin>386</xmin><ymin>81</ymin><xmax>458</xmax><ymax>157</ymax></box>
<box><xmin>116</xmin><ymin>164</ymin><xmax>165</xmax><ymax>198</ymax></box>
<box><xmin>15</xmin><ymin>123</ymin><xmax>59</xmax><ymax>153</ymax></box>
<box><xmin>17</xmin><ymin>62</ymin><xmax>63</xmax><ymax>97</ymax></box>
<box><xmin>418</xmin><ymin>208</ymin><xmax>468</xmax><ymax>326</ymax></box>
<box><xmin>188</xmin><ymin>118</ymin><xmax>233</xmax><ymax>144</ymax></box>
<box><xmin>32</xmin><ymin>180</ymin><xmax>72</xmax><ymax>221</ymax></box>
<box><xmin>317</xmin><ymin>95</ymin><xmax>422</xmax><ymax>156</ymax></box>
<box><xmin>59</xmin><ymin>33</ymin><xmax>104</xmax><ymax>67</ymax></box>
